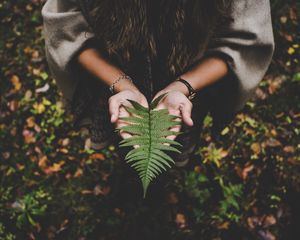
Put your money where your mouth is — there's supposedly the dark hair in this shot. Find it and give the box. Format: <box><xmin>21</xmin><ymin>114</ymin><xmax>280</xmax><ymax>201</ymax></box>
<box><xmin>78</xmin><ymin>0</ymin><xmax>233</xmax><ymax>75</ymax></box>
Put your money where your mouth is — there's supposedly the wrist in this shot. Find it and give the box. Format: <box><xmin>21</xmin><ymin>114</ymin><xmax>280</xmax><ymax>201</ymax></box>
<box><xmin>163</xmin><ymin>80</ymin><xmax>190</xmax><ymax>97</ymax></box>
<box><xmin>109</xmin><ymin>72</ymin><xmax>140</xmax><ymax>94</ymax></box>
<box><xmin>114</xmin><ymin>79</ymin><xmax>140</xmax><ymax>94</ymax></box>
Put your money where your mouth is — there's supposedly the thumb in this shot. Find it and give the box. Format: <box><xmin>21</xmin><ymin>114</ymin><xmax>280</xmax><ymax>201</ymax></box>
<box><xmin>180</xmin><ymin>104</ymin><xmax>193</xmax><ymax>127</ymax></box>
<box><xmin>109</xmin><ymin>99</ymin><xmax>122</xmax><ymax>123</ymax></box>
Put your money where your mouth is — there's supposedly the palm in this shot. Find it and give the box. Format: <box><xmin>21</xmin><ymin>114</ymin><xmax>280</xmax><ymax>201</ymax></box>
<box><xmin>153</xmin><ymin>91</ymin><xmax>189</xmax><ymax>141</ymax></box>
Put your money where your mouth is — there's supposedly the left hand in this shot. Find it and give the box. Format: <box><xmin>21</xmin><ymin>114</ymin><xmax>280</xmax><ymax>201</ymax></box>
<box><xmin>152</xmin><ymin>81</ymin><xmax>194</xmax><ymax>141</ymax></box>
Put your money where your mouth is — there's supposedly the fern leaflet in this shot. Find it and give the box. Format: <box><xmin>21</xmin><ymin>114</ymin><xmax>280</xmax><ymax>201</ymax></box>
<box><xmin>117</xmin><ymin>92</ymin><xmax>183</xmax><ymax>197</ymax></box>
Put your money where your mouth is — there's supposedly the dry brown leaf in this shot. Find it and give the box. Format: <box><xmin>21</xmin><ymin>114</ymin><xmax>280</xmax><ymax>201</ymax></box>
<box><xmin>8</xmin><ymin>100</ymin><xmax>19</xmax><ymax>112</ymax></box>
<box><xmin>61</xmin><ymin>138</ymin><xmax>70</xmax><ymax>146</ymax></box>
<box><xmin>283</xmin><ymin>146</ymin><xmax>295</xmax><ymax>153</ymax></box>
<box><xmin>26</xmin><ymin>116</ymin><xmax>36</xmax><ymax>128</ymax></box>
<box><xmin>265</xmin><ymin>138</ymin><xmax>282</xmax><ymax>147</ymax></box>
<box><xmin>81</xmin><ymin>190</ymin><xmax>93</xmax><ymax>195</ymax></box>
<box><xmin>217</xmin><ymin>221</ymin><xmax>230</xmax><ymax>230</ymax></box>
<box><xmin>175</xmin><ymin>213</ymin><xmax>187</xmax><ymax>229</ymax></box>
<box><xmin>58</xmin><ymin>148</ymin><xmax>69</xmax><ymax>154</ymax></box>
<box><xmin>90</xmin><ymin>153</ymin><xmax>106</xmax><ymax>161</ymax></box>
<box><xmin>93</xmin><ymin>185</ymin><xmax>111</xmax><ymax>196</ymax></box>
<box><xmin>251</xmin><ymin>143</ymin><xmax>261</xmax><ymax>154</ymax></box>
<box><xmin>23</xmin><ymin>129</ymin><xmax>36</xmax><ymax>144</ymax></box>
<box><xmin>10</xmin><ymin>127</ymin><xmax>17</xmax><ymax>136</ymax></box>
<box><xmin>263</xmin><ymin>215</ymin><xmax>277</xmax><ymax>228</ymax></box>
<box><xmin>74</xmin><ymin>168</ymin><xmax>83</xmax><ymax>178</ymax></box>
<box><xmin>2</xmin><ymin>152</ymin><xmax>10</xmax><ymax>159</ymax></box>
<box><xmin>10</xmin><ymin>75</ymin><xmax>22</xmax><ymax>91</ymax></box>
<box><xmin>38</xmin><ymin>155</ymin><xmax>48</xmax><ymax>169</ymax></box>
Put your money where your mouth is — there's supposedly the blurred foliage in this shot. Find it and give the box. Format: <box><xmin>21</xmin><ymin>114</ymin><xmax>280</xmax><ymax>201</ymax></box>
<box><xmin>0</xmin><ymin>0</ymin><xmax>299</xmax><ymax>239</ymax></box>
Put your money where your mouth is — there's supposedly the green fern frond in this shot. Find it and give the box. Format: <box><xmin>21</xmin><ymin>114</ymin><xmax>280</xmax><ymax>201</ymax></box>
<box><xmin>117</xmin><ymin>92</ymin><xmax>184</xmax><ymax>198</ymax></box>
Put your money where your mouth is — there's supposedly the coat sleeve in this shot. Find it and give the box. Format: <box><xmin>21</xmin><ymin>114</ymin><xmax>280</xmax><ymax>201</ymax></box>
<box><xmin>41</xmin><ymin>0</ymin><xmax>95</xmax><ymax>107</ymax></box>
<box><xmin>201</xmin><ymin>0</ymin><xmax>275</xmax><ymax>132</ymax></box>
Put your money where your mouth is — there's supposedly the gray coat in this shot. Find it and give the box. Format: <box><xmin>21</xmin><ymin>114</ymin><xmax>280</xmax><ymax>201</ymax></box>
<box><xmin>41</xmin><ymin>0</ymin><xmax>275</xmax><ymax>139</ymax></box>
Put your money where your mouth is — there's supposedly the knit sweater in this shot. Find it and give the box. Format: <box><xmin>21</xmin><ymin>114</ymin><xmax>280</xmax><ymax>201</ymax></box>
<box><xmin>41</xmin><ymin>0</ymin><xmax>275</xmax><ymax>147</ymax></box>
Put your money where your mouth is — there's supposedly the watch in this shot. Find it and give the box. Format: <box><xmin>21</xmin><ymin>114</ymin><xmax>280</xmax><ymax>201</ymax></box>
<box><xmin>175</xmin><ymin>77</ymin><xmax>196</xmax><ymax>100</ymax></box>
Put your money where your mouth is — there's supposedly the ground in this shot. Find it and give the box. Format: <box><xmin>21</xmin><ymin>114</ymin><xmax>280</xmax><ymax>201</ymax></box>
<box><xmin>0</xmin><ymin>1</ymin><xmax>299</xmax><ymax>239</ymax></box>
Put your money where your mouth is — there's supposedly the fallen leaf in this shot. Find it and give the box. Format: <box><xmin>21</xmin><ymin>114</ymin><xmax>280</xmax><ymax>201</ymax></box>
<box><xmin>10</xmin><ymin>127</ymin><xmax>17</xmax><ymax>136</ymax></box>
<box><xmin>251</xmin><ymin>143</ymin><xmax>261</xmax><ymax>154</ymax></box>
<box><xmin>258</xmin><ymin>230</ymin><xmax>276</xmax><ymax>240</ymax></box>
<box><xmin>33</xmin><ymin>102</ymin><xmax>45</xmax><ymax>114</ymax></box>
<box><xmin>8</xmin><ymin>100</ymin><xmax>18</xmax><ymax>112</ymax></box>
<box><xmin>38</xmin><ymin>156</ymin><xmax>48</xmax><ymax>169</ymax></box>
<box><xmin>26</xmin><ymin>116</ymin><xmax>36</xmax><ymax>128</ymax></box>
<box><xmin>2</xmin><ymin>152</ymin><xmax>10</xmax><ymax>159</ymax></box>
<box><xmin>10</xmin><ymin>75</ymin><xmax>22</xmax><ymax>91</ymax></box>
<box><xmin>93</xmin><ymin>184</ymin><xmax>111</xmax><ymax>196</ymax></box>
<box><xmin>42</xmin><ymin>161</ymin><xmax>65</xmax><ymax>175</ymax></box>
<box><xmin>265</xmin><ymin>138</ymin><xmax>281</xmax><ymax>147</ymax></box>
<box><xmin>247</xmin><ymin>216</ymin><xmax>260</xmax><ymax>230</ymax></box>
<box><xmin>61</xmin><ymin>138</ymin><xmax>70</xmax><ymax>146</ymax></box>
<box><xmin>283</xmin><ymin>146</ymin><xmax>294</xmax><ymax>153</ymax></box>
<box><xmin>263</xmin><ymin>215</ymin><xmax>277</xmax><ymax>228</ymax></box>
<box><xmin>217</xmin><ymin>221</ymin><xmax>230</xmax><ymax>230</ymax></box>
<box><xmin>58</xmin><ymin>148</ymin><xmax>68</xmax><ymax>154</ymax></box>
<box><xmin>175</xmin><ymin>213</ymin><xmax>187</xmax><ymax>229</ymax></box>
<box><xmin>81</xmin><ymin>190</ymin><xmax>93</xmax><ymax>195</ymax></box>
<box><xmin>255</xmin><ymin>88</ymin><xmax>268</xmax><ymax>100</ymax></box>
<box><xmin>23</xmin><ymin>129</ymin><xmax>36</xmax><ymax>144</ymax></box>
<box><xmin>74</xmin><ymin>168</ymin><xmax>83</xmax><ymax>178</ymax></box>
<box><xmin>194</xmin><ymin>166</ymin><xmax>202</xmax><ymax>173</ymax></box>
<box><xmin>35</xmin><ymin>83</ymin><xmax>50</xmax><ymax>93</ymax></box>
<box><xmin>24</xmin><ymin>90</ymin><xmax>33</xmax><ymax>100</ymax></box>
<box><xmin>90</xmin><ymin>153</ymin><xmax>106</xmax><ymax>161</ymax></box>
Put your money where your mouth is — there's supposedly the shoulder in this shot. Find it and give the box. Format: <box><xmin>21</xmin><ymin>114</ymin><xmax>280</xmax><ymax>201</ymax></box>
<box><xmin>42</xmin><ymin>0</ymin><xmax>80</xmax><ymax>17</ymax></box>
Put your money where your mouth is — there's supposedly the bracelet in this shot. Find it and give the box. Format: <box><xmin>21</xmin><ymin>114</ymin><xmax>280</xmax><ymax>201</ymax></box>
<box><xmin>175</xmin><ymin>77</ymin><xmax>196</xmax><ymax>101</ymax></box>
<box><xmin>109</xmin><ymin>73</ymin><xmax>133</xmax><ymax>94</ymax></box>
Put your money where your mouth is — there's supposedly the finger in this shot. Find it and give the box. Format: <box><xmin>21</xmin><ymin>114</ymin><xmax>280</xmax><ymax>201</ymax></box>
<box><xmin>166</xmin><ymin>124</ymin><xmax>182</xmax><ymax>141</ymax></box>
<box><xmin>119</xmin><ymin>131</ymin><xmax>133</xmax><ymax>140</ymax></box>
<box><xmin>109</xmin><ymin>97</ymin><xmax>122</xmax><ymax>123</ymax></box>
<box><xmin>180</xmin><ymin>102</ymin><xmax>194</xmax><ymax>127</ymax></box>
<box><xmin>116</xmin><ymin>105</ymin><xmax>133</xmax><ymax>139</ymax></box>
<box><xmin>166</xmin><ymin>108</ymin><xmax>182</xmax><ymax>141</ymax></box>
<box><xmin>140</xmin><ymin>99</ymin><xmax>149</xmax><ymax>108</ymax></box>
<box><xmin>154</xmin><ymin>102</ymin><xmax>165</xmax><ymax>110</ymax></box>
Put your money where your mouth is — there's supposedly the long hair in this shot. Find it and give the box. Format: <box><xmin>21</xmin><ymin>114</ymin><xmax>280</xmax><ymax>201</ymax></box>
<box><xmin>78</xmin><ymin>0</ymin><xmax>233</xmax><ymax>76</ymax></box>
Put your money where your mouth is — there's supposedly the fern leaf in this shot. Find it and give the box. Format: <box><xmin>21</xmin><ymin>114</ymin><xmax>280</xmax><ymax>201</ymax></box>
<box><xmin>118</xmin><ymin>92</ymin><xmax>184</xmax><ymax>198</ymax></box>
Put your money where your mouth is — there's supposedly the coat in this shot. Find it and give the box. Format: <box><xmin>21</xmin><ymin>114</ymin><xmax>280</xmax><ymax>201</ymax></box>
<box><xmin>41</xmin><ymin>0</ymin><xmax>275</xmax><ymax>148</ymax></box>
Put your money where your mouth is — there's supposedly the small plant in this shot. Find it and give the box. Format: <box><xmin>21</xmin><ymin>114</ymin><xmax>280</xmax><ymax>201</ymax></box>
<box><xmin>117</xmin><ymin>92</ymin><xmax>183</xmax><ymax>197</ymax></box>
<box><xmin>11</xmin><ymin>189</ymin><xmax>51</xmax><ymax>228</ymax></box>
<box><xmin>0</xmin><ymin>222</ymin><xmax>16</xmax><ymax>240</ymax></box>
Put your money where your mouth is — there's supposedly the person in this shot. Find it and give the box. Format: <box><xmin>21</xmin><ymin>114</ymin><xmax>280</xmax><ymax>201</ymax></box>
<box><xmin>41</xmin><ymin>0</ymin><xmax>275</xmax><ymax>167</ymax></box>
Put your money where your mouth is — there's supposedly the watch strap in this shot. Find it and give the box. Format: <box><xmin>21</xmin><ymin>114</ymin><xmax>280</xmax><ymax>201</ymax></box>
<box><xmin>175</xmin><ymin>77</ymin><xmax>196</xmax><ymax>100</ymax></box>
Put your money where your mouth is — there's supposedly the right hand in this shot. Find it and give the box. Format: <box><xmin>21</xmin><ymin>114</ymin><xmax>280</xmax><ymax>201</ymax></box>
<box><xmin>108</xmin><ymin>89</ymin><xmax>148</xmax><ymax>140</ymax></box>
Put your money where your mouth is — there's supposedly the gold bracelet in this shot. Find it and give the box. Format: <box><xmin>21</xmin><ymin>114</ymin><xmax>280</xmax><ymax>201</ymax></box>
<box><xmin>109</xmin><ymin>73</ymin><xmax>133</xmax><ymax>94</ymax></box>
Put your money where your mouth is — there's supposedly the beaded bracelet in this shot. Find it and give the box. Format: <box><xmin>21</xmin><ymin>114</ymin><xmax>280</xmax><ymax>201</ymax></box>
<box><xmin>109</xmin><ymin>73</ymin><xmax>133</xmax><ymax>94</ymax></box>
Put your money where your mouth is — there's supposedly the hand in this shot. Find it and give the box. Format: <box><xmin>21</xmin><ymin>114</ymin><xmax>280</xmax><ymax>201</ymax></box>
<box><xmin>108</xmin><ymin>89</ymin><xmax>149</xmax><ymax>140</ymax></box>
<box><xmin>152</xmin><ymin>81</ymin><xmax>194</xmax><ymax>141</ymax></box>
